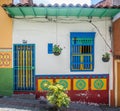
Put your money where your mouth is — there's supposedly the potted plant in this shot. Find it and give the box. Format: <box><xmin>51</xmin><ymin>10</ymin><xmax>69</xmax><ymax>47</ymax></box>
<box><xmin>102</xmin><ymin>52</ymin><xmax>110</xmax><ymax>62</ymax></box>
<box><xmin>44</xmin><ymin>83</ymin><xmax>70</xmax><ymax>111</ymax></box>
<box><xmin>53</xmin><ymin>44</ymin><xmax>63</xmax><ymax>56</ymax></box>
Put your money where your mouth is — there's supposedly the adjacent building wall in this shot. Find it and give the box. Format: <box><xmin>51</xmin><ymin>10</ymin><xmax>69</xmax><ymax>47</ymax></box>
<box><xmin>112</xmin><ymin>14</ymin><xmax>120</xmax><ymax>106</ymax></box>
<box><xmin>96</xmin><ymin>0</ymin><xmax>112</xmax><ymax>6</ymax></box>
<box><xmin>0</xmin><ymin>2</ymin><xmax>12</xmax><ymax>48</ymax></box>
<box><xmin>113</xmin><ymin>19</ymin><xmax>120</xmax><ymax>56</ymax></box>
<box><xmin>96</xmin><ymin>0</ymin><xmax>120</xmax><ymax>7</ymax></box>
<box><xmin>113</xmin><ymin>0</ymin><xmax>120</xmax><ymax>6</ymax></box>
<box><xmin>0</xmin><ymin>0</ymin><xmax>11</xmax><ymax>5</ymax></box>
<box><xmin>0</xmin><ymin>0</ymin><xmax>13</xmax><ymax>96</ymax></box>
<box><xmin>19</xmin><ymin>0</ymin><xmax>33</xmax><ymax>4</ymax></box>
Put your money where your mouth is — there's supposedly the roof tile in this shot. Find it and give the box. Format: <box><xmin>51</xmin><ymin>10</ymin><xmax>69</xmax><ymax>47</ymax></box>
<box><xmin>2</xmin><ymin>3</ymin><xmax>120</xmax><ymax>8</ymax></box>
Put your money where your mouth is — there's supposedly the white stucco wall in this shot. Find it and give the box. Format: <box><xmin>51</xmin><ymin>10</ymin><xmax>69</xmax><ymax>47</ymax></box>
<box><xmin>13</xmin><ymin>18</ymin><xmax>112</xmax><ymax>76</ymax></box>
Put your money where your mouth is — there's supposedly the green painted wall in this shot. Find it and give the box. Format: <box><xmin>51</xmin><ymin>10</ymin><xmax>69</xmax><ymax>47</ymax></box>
<box><xmin>0</xmin><ymin>68</ymin><xmax>13</xmax><ymax>96</ymax></box>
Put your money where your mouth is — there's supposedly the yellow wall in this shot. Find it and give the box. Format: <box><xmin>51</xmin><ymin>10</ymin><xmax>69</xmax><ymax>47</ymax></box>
<box><xmin>0</xmin><ymin>0</ymin><xmax>13</xmax><ymax>96</ymax></box>
<box><xmin>0</xmin><ymin>0</ymin><xmax>12</xmax><ymax>48</ymax></box>
<box><xmin>0</xmin><ymin>0</ymin><xmax>12</xmax><ymax>5</ymax></box>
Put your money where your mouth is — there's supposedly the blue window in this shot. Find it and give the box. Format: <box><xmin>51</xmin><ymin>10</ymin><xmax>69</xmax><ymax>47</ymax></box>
<box><xmin>70</xmin><ymin>32</ymin><xmax>95</xmax><ymax>71</ymax></box>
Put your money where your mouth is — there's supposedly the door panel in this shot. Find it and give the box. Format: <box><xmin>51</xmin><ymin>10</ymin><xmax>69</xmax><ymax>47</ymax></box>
<box><xmin>13</xmin><ymin>44</ymin><xmax>35</xmax><ymax>91</ymax></box>
<box><xmin>117</xmin><ymin>62</ymin><xmax>120</xmax><ymax>106</ymax></box>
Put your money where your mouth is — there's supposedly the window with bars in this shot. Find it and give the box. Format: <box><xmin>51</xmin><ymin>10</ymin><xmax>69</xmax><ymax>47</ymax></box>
<box><xmin>70</xmin><ymin>32</ymin><xmax>95</xmax><ymax>71</ymax></box>
<box><xmin>13</xmin><ymin>44</ymin><xmax>35</xmax><ymax>91</ymax></box>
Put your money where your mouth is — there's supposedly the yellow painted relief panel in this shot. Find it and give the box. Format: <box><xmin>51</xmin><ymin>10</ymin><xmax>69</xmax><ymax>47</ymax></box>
<box><xmin>91</xmin><ymin>79</ymin><xmax>107</xmax><ymax>90</ymax></box>
<box><xmin>55</xmin><ymin>79</ymin><xmax>71</xmax><ymax>90</ymax></box>
<box><xmin>38</xmin><ymin>79</ymin><xmax>53</xmax><ymax>91</ymax></box>
<box><xmin>73</xmin><ymin>79</ymin><xmax>88</xmax><ymax>90</ymax></box>
<box><xmin>0</xmin><ymin>52</ymin><xmax>12</xmax><ymax>68</ymax></box>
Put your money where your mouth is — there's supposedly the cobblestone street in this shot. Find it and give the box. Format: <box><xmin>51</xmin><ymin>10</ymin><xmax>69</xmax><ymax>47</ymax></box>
<box><xmin>0</xmin><ymin>96</ymin><xmax>120</xmax><ymax>111</ymax></box>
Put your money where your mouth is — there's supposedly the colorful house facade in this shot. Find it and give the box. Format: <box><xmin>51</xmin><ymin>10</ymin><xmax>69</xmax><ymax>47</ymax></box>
<box><xmin>0</xmin><ymin>0</ymin><xmax>13</xmax><ymax>96</ymax></box>
<box><xmin>1</xmin><ymin>1</ymin><xmax>120</xmax><ymax>106</ymax></box>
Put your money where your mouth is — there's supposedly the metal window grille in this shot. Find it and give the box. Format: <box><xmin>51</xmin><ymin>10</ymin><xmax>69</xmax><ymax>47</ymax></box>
<box><xmin>70</xmin><ymin>32</ymin><xmax>95</xmax><ymax>71</ymax></box>
<box><xmin>13</xmin><ymin>44</ymin><xmax>35</xmax><ymax>91</ymax></box>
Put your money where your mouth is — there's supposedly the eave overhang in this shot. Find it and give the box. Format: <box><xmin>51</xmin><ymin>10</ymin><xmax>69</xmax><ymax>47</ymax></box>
<box><xmin>2</xmin><ymin>4</ymin><xmax>120</xmax><ymax>19</ymax></box>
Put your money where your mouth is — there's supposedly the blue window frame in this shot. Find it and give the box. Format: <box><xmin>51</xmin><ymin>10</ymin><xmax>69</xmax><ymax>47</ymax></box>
<box><xmin>70</xmin><ymin>32</ymin><xmax>95</xmax><ymax>71</ymax></box>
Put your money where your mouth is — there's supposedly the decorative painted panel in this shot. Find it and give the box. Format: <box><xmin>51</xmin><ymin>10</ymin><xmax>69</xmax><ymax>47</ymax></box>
<box><xmin>55</xmin><ymin>79</ymin><xmax>71</xmax><ymax>90</ymax></box>
<box><xmin>35</xmin><ymin>74</ymin><xmax>109</xmax><ymax>104</ymax></box>
<box><xmin>0</xmin><ymin>51</ymin><xmax>12</xmax><ymax>68</ymax></box>
<box><xmin>37</xmin><ymin>79</ymin><xmax>53</xmax><ymax>91</ymax></box>
<box><xmin>73</xmin><ymin>79</ymin><xmax>88</xmax><ymax>90</ymax></box>
<box><xmin>91</xmin><ymin>78</ymin><xmax>107</xmax><ymax>90</ymax></box>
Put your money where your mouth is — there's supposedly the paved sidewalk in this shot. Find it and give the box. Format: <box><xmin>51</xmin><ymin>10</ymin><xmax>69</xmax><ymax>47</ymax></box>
<box><xmin>0</xmin><ymin>96</ymin><xmax>120</xmax><ymax>111</ymax></box>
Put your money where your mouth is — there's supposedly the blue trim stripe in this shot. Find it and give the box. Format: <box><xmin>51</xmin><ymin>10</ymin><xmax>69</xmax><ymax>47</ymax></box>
<box><xmin>35</xmin><ymin>74</ymin><xmax>109</xmax><ymax>78</ymax></box>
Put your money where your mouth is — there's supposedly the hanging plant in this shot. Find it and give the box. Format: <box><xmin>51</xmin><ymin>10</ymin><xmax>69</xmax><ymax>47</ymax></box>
<box><xmin>53</xmin><ymin>44</ymin><xmax>63</xmax><ymax>56</ymax></box>
<box><xmin>102</xmin><ymin>52</ymin><xmax>110</xmax><ymax>62</ymax></box>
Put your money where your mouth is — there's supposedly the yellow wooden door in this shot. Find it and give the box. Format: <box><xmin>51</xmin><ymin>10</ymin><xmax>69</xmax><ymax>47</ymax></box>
<box><xmin>117</xmin><ymin>62</ymin><xmax>120</xmax><ymax>106</ymax></box>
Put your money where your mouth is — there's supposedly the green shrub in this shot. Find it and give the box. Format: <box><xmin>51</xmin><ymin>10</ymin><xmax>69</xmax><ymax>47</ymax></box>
<box><xmin>45</xmin><ymin>83</ymin><xmax>70</xmax><ymax>109</ymax></box>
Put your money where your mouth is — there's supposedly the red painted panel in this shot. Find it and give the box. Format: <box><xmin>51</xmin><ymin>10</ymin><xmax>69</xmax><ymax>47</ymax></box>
<box><xmin>15</xmin><ymin>75</ymin><xmax>109</xmax><ymax>105</ymax></box>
